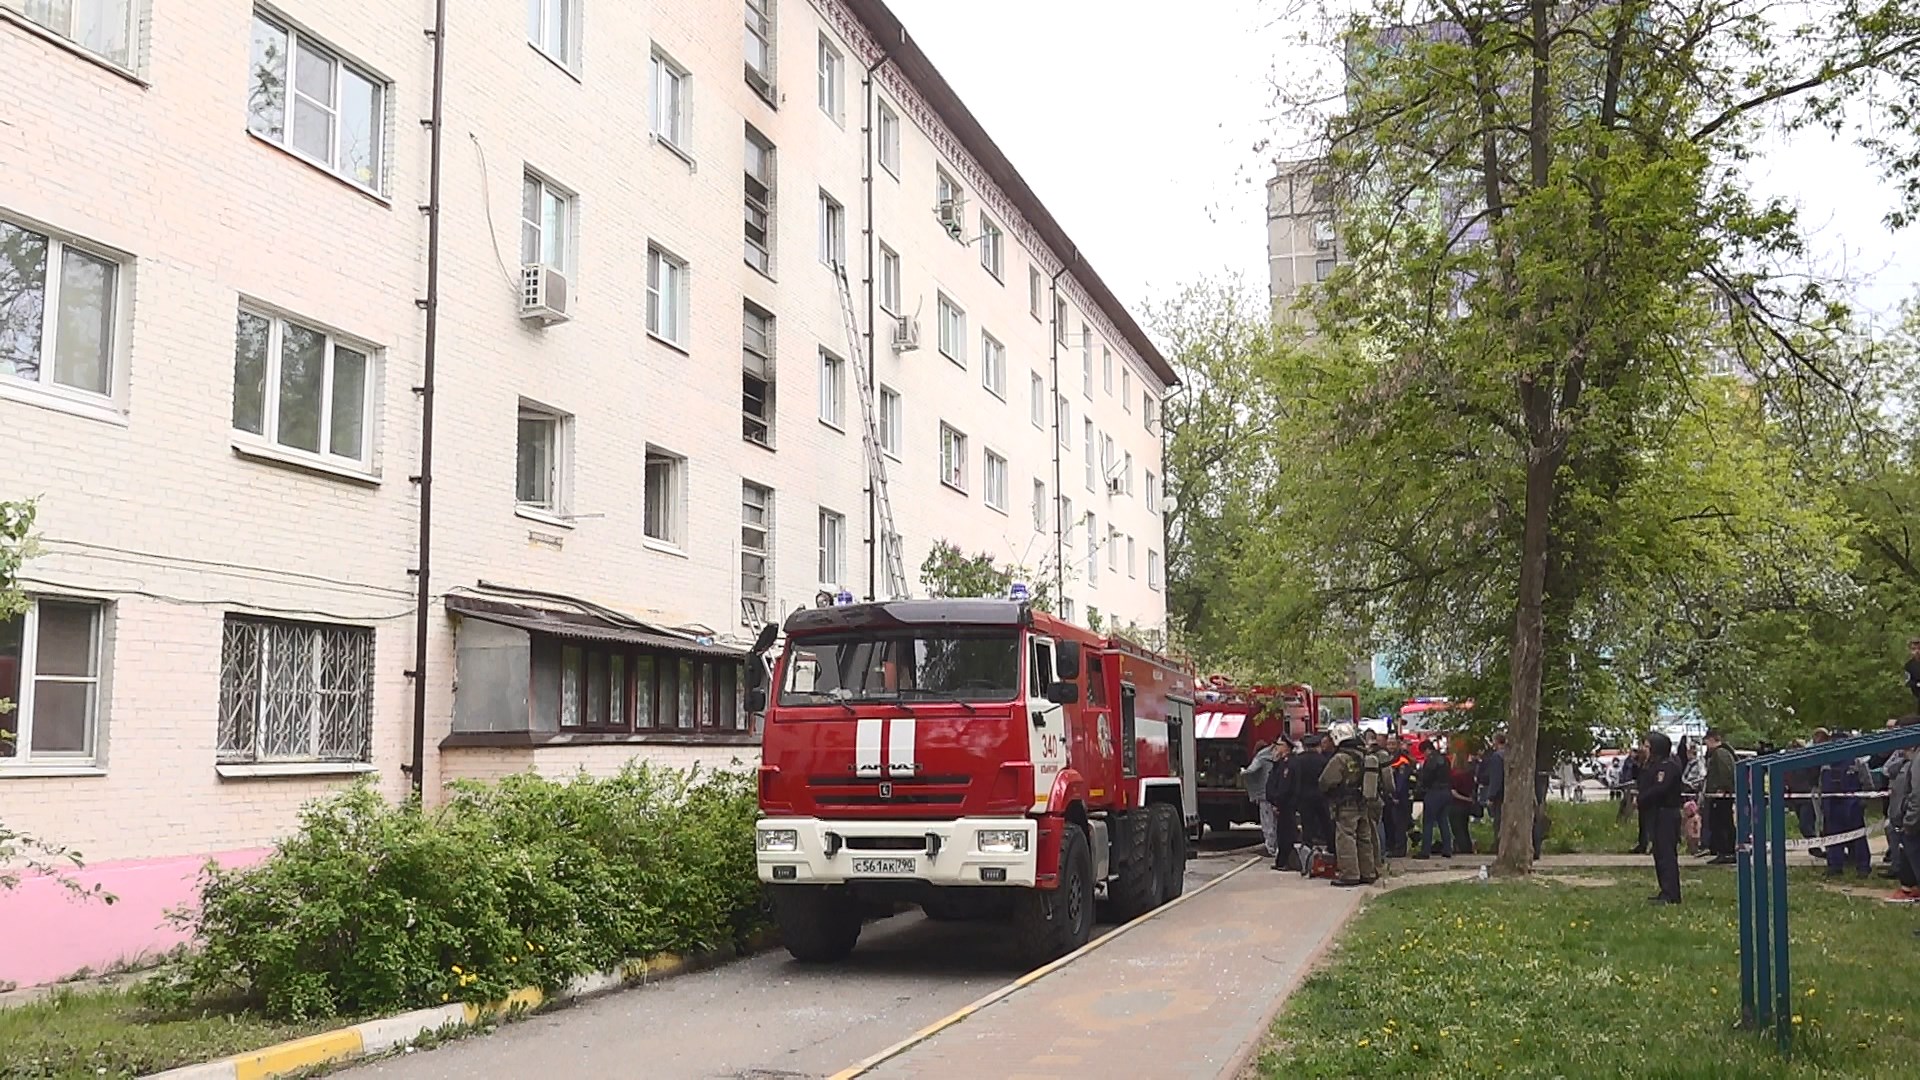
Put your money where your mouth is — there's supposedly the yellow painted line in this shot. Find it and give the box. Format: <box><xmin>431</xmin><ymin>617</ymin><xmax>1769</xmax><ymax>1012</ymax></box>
<box><xmin>463</xmin><ymin>985</ymin><xmax>544</xmax><ymax>1024</ymax></box>
<box><xmin>826</xmin><ymin>855</ymin><xmax>1261</xmax><ymax>1080</ymax></box>
<box><xmin>232</xmin><ymin>1029</ymin><xmax>364</xmax><ymax>1080</ymax></box>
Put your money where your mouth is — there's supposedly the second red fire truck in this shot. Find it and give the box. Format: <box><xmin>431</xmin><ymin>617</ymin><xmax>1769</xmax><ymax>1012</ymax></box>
<box><xmin>747</xmin><ymin>594</ymin><xmax>1196</xmax><ymax>966</ymax></box>
<box><xmin>1193</xmin><ymin>677</ymin><xmax>1359</xmax><ymax>836</ymax></box>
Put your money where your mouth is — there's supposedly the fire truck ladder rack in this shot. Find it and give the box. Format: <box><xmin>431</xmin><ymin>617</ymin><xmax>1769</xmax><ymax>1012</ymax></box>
<box><xmin>833</xmin><ymin>262</ymin><xmax>908</xmax><ymax>600</ymax></box>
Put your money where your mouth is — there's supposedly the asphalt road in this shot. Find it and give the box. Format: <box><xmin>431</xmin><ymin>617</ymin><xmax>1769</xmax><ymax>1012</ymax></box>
<box><xmin>341</xmin><ymin>840</ymin><xmax>1256</xmax><ymax>1080</ymax></box>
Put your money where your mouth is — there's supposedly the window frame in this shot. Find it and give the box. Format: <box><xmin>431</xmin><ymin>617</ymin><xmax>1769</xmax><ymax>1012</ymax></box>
<box><xmin>526</xmin><ymin>0</ymin><xmax>577</xmax><ymax>70</ymax></box>
<box><xmin>741</xmin><ymin>482</ymin><xmax>773</xmax><ymax>622</ymax></box>
<box><xmin>5</xmin><ymin>0</ymin><xmax>140</xmax><ymax>69</ymax></box>
<box><xmin>978</xmin><ymin>214</ymin><xmax>1003</xmax><ymax>279</ymax></box>
<box><xmin>642</xmin><ymin>445</ymin><xmax>688</xmax><ymax>549</ymax></box>
<box><xmin>1122</xmin><ymin>368</ymin><xmax>1133</xmax><ymax>411</ymax></box>
<box><xmin>216</xmin><ymin>614</ymin><xmax>374</xmax><ymax>765</ymax></box>
<box><xmin>744</xmin><ymin>126</ymin><xmax>775</xmax><ymax>275</ymax></box>
<box><xmin>743</xmin><ymin>0</ymin><xmax>776</xmax><ymax>102</ymax></box>
<box><xmin>1029</xmin><ymin>372</ymin><xmax>1046</xmax><ymax>429</ymax></box>
<box><xmin>816</xmin><ymin>33</ymin><xmax>844</xmax><ymax>122</ymax></box>
<box><xmin>877</xmin><ymin>98</ymin><xmax>901</xmax><ymax>177</ymax></box>
<box><xmin>980</xmin><ymin>332</ymin><xmax>1006</xmax><ymax>399</ymax></box>
<box><xmin>515</xmin><ymin>399</ymin><xmax>570</xmax><ymax>516</ymax></box>
<box><xmin>1083</xmin><ymin>419</ymin><xmax>1095</xmax><ymax>491</ymax></box>
<box><xmin>743</xmin><ymin>302</ymin><xmax>775</xmax><ymax>447</ymax></box>
<box><xmin>817</xmin><ymin>347</ymin><xmax>845</xmax><ymax>430</ymax></box>
<box><xmin>247</xmin><ymin>9</ymin><xmax>388</xmax><ymax>194</ymax></box>
<box><xmin>0</xmin><ymin>597</ymin><xmax>106</xmax><ymax>768</ymax></box>
<box><xmin>231</xmin><ymin>303</ymin><xmax>379</xmax><ymax>473</ymax></box>
<box><xmin>1086</xmin><ymin>512</ymin><xmax>1099</xmax><ymax>583</ymax></box>
<box><xmin>1127</xmin><ymin>535</ymin><xmax>1137</xmax><ymax>578</ymax></box>
<box><xmin>1029</xmin><ymin>266</ymin><xmax>1043</xmax><ymax>320</ymax></box>
<box><xmin>0</xmin><ymin>214</ymin><xmax>124</xmax><ymax>410</ymax></box>
<box><xmin>1144</xmin><ymin>393</ymin><xmax>1158</xmax><ymax>431</ymax></box>
<box><xmin>1054</xmin><ymin>297</ymin><xmax>1068</xmax><ymax>345</ymax></box>
<box><xmin>1146</xmin><ymin>470</ymin><xmax>1159</xmax><ymax>513</ymax></box>
<box><xmin>1102</xmin><ymin>346</ymin><xmax>1113</xmax><ymax>394</ymax></box>
<box><xmin>983</xmin><ymin>448</ymin><xmax>1009</xmax><ymax>513</ymax></box>
<box><xmin>1081</xmin><ymin>325</ymin><xmax>1093</xmax><ymax>398</ymax></box>
<box><xmin>938</xmin><ymin>424</ymin><xmax>969</xmax><ymax>493</ymax></box>
<box><xmin>543</xmin><ymin>640</ymin><xmax>748</xmax><ymax>734</ymax></box>
<box><xmin>1057</xmin><ymin>395</ymin><xmax>1071</xmax><ymax>447</ymax></box>
<box><xmin>519</xmin><ymin>171</ymin><xmax>574</xmax><ymax>273</ymax></box>
<box><xmin>1031</xmin><ymin>479</ymin><xmax>1048</xmax><ymax>531</ymax></box>
<box><xmin>936</xmin><ymin>293</ymin><xmax>966</xmax><ymax>367</ymax></box>
<box><xmin>646</xmin><ymin>244</ymin><xmax>690</xmax><ymax>348</ymax></box>
<box><xmin>879</xmin><ymin>385</ymin><xmax>904</xmax><ymax>459</ymax></box>
<box><xmin>1149</xmin><ymin>550</ymin><xmax>1163</xmax><ymax>591</ymax></box>
<box><xmin>818</xmin><ymin>508</ymin><xmax>846</xmax><ymax>587</ymax></box>
<box><xmin>878</xmin><ymin>243</ymin><xmax>901</xmax><ymax>314</ymax></box>
<box><xmin>650</xmin><ymin>48</ymin><xmax>693</xmax><ymax>157</ymax></box>
<box><xmin>819</xmin><ymin>189</ymin><xmax>846</xmax><ymax>268</ymax></box>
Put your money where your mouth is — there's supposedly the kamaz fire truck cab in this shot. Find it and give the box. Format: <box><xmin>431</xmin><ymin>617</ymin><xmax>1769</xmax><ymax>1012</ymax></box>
<box><xmin>1192</xmin><ymin>678</ymin><xmax>1359</xmax><ymax>836</ymax></box>
<box><xmin>747</xmin><ymin>596</ymin><xmax>1195</xmax><ymax>967</ymax></box>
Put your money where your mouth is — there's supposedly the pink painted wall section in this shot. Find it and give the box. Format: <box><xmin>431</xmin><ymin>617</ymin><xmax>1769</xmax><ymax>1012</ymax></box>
<box><xmin>0</xmin><ymin>848</ymin><xmax>269</xmax><ymax>989</ymax></box>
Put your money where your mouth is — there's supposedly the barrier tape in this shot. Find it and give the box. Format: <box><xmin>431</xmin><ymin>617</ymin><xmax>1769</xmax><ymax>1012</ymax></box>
<box><xmin>1695</xmin><ymin>791</ymin><xmax>1886</xmax><ymax>800</ymax></box>
<box><xmin>1737</xmin><ymin>825</ymin><xmax>1872</xmax><ymax>853</ymax></box>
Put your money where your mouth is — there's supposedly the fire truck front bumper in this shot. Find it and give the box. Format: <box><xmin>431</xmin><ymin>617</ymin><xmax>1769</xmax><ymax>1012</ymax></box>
<box><xmin>755</xmin><ymin>817</ymin><xmax>1039</xmax><ymax>887</ymax></box>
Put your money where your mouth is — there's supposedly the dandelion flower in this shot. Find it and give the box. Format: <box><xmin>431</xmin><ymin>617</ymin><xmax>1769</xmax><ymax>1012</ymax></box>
<box><xmin>1710</xmin><ymin>987</ymin><xmax>1719</xmax><ymax>996</ymax></box>
<box><xmin>1792</xmin><ymin>1015</ymin><xmax>1803</xmax><ymax>1025</ymax></box>
<box><xmin>1358</xmin><ymin>1039</ymin><xmax>1371</xmax><ymax>1048</ymax></box>
<box><xmin>1805</xmin><ymin>987</ymin><xmax>1817</xmax><ymax>998</ymax></box>
<box><xmin>452</xmin><ymin>965</ymin><xmax>464</xmax><ymax>974</ymax></box>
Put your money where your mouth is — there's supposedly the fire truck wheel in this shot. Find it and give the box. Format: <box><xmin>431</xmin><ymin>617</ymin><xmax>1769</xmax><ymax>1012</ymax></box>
<box><xmin>770</xmin><ymin>887</ymin><xmax>862</xmax><ymax>963</ymax></box>
<box><xmin>1152</xmin><ymin>803</ymin><xmax>1186</xmax><ymax>901</ymax></box>
<box><xmin>1105</xmin><ymin>810</ymin><xmax>1162</xmax><ymax>922</ymax></box>
<box><xmin>1014</xmin><ymin>824</ymin><xmax>1095</xmax><ymax>966</ymax></box>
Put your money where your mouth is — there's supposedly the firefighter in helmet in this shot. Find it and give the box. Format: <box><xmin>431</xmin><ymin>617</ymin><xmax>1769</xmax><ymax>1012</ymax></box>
<box><xmin>1318</xmin><ymin>722</ymin><xmax>1378</xmax><ymax>886</ymax></box>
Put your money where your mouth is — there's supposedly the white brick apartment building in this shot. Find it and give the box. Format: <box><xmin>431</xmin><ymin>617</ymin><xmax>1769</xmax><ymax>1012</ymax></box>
<box><xmin>0</xmin><ymin>0</ymin><xmax>1174</xmax><ymax>984</ymax></box>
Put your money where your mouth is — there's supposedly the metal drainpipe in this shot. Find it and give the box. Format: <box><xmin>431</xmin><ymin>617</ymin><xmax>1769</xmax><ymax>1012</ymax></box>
<box><xmin>407</xmin><ymin>0</ymin><xmax>448</xmax><ymax>799</ymax></box>
<box><xmin>862</xmin><ymin>55</ymin><xmax>886</xmax><ymax>602</ymax></box>
<box><xmin>1048</xmin><ymin>253</ymin><xmax>1077</xmax><ymax>606</ymax></box>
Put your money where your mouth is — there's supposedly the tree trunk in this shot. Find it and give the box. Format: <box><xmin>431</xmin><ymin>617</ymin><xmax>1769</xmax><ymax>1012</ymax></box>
<box><xmin>1499</xmin><ymin>439</ymin><xmax>1558</xmax><ymax>875</ymax></box>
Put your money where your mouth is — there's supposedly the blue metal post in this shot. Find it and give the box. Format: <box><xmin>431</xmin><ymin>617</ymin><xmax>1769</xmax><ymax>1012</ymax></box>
<box><xmin>1735</xmin><ymin>761</ymin><xmax>1754</xmax><ymax>1028</ymax></box>
<box><xmin>1769</xmin><ymin>770</ymin><xmax>1792</xmax><ymax>1052</ymax></box>
<box><xmin>1753</xmin><ymin>766</ymin><xmax>1772</xmax><ymax>1026</ymax></box>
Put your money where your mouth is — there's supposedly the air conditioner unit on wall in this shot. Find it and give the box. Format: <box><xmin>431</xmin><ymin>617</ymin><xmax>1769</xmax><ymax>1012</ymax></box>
<box><xmin>1313</xmin><ymin>219</ymin><xmax>1337</xmax><ymax>249</ymax></box>
<box><xmin>1106</xmin><ymin>476</ymin><xmax>1124</xmax><ymax>495</ymax></box>
<box><xmin>891</xmin><ymin>315</ymin><xmax>921</xmax><ymax>353</ymax></box>
<box><xmin>935</xmin><ymin>194</ymin><xmax>967</xmax><ymax>238</ymax></box>
<box><xmin>520</xmin><ymin>264</ymin><xmax>570</xmax><ymax>324</ymax></box>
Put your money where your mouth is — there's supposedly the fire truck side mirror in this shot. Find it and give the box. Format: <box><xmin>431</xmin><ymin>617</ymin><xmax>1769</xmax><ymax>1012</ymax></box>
<box><xmin>1054</xmin><ymin>640</ymin><xmax>1082</xmax><ymax>680</ymax></box>
<box><xmin>744</xmin><ymin>687</ymin><xmax>767</xmax><ymax>713</ymax></box>
<box><xmin>1046</xmin><ymin>681</ymin><xmax>1081</xmax><ymax>706</ymax></box>
<box><xmin>750</xmin><ymin>623</ymin><xmax>780</xmax><ymax>655</ymax></box>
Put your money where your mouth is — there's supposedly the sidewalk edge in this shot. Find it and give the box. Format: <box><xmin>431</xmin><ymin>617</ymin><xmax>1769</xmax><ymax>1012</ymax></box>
<box><xmin>141</xmin><ymin>929</ymin><xmax>778</xmax><ymax>1080</ymax></box>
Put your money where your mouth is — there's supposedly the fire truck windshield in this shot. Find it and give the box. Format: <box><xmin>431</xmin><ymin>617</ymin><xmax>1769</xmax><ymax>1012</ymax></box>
<box><xmin>778</xmin><ymin>630</ymin><xmax>1020</xmax><ymax>706</ymax></box>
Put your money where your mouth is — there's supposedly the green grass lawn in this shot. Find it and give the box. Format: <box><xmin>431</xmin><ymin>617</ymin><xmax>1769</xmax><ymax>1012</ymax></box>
<box><xmin>1259</xmin><ymin>867</ymin><xmax>1920</xmax><ymax>1079</ymax></box>
<box><xmin>0</xmin><ymin>987</ymin><xmax>330</xmax><ymax>1080</ymax></box>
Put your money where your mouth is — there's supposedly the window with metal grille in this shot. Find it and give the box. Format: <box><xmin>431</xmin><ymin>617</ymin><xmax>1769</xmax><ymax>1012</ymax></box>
<box><xmin>218</xmin><ymin>616</ymin><xmax>372</xmax><ymax>763</ymax></box>
<box><xmin>743</xmin><ymin>303</ymin><xmax>774</xmax><ymax>445</ymax></box>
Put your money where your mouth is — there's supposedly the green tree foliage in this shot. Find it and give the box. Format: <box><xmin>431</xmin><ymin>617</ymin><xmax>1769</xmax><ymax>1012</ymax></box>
<box><xmin>917</xmin><ymin>539</ymin><xmax>1054</xmax><ymax>611</ymax></box>
<box><xmin>1275</xmin><ymin>0</ymin><xmax>1920</xmax><ymax>872</ymax></box>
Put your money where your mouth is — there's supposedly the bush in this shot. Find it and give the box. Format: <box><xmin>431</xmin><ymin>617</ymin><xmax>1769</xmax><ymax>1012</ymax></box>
<box><xmin>142</xmin><ymin>764</ymin><xmax>764</xmax><ymax>1022</ymax></box>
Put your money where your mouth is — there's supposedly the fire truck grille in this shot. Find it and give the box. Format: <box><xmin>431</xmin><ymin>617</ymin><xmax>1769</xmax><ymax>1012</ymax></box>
<box><xmin>807</xmin><ymin>775</ymin><xmax>970</xmax><ymax>808</ymax></box>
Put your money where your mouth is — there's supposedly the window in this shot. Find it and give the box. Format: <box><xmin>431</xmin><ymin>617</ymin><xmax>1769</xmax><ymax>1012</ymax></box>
<box><xmin>1030</xmin><ymin>372</ymin><xmax>1046</xmax><ymax>428</ymax></box>
<box><xmin>1060</xmin><ymin>597</ymin><xmax>1076</xmax><ymax>624</ymax></box>
<box><xmin>1123</xmin><ymin>451</ymin><xmax>1134</xmax><ymax>495</ymax></box>
<box><xmin>1054</xmin><ymin>297</ymin><xmax>1068</xmax><ymax>345</ymax></box>
<box><xmin>1102</xmin><ymin>347</ymin><xmax>1113</xmax><ymax>394</ymax></box>
<box><xmin>1122</xmin><ymin>368</ymin><xmax>1133</xmax><ymax>410</ymax></box>
<box><xmin>520</xmin><ymin>173</ymin><xmax>571</xmax><ymax>270</ymax></box>
<box><xmin>983</xmin><ymin>450</ymin><xmax>1008</xmax><ymax>512</ymax></box>
<box><xmin>515</xmin><ymin>401</ymin><xmax>568</xmax><ymax>513</ymax></box>
<box><xmin>540</xmin><ymin>642</ymin><xmax>746</xmax><ymax>733</ymax></box>
<box><xmin>1101</xmin><ymin>434</ymin><xmax>1116</xmax><ymax>489</ymax></box>
<box><xmin>1149</xmin><ymin>550</ymin><xmax>1163</xmax><ymax>589</ymax></box>
<box><xmin>248</xmin><ymin>11</ymin><xmax>385</xmax><ymax>191</ymax></box>
<box><xmin>1108</xmin><ymin>528</ymin><xmax>1120</xmax><ymax>573</ymax></box>
<box><xmin>643</xmin><ymin>446</ymin><xmax>686</xmax><ymax>547</ymax></box>
<box><xmin>217</xmin><ymin>616</ymin><xmax>372</xmax><ymax>764</ymax></box>
<box><xmin>817</xmin><ymin>34</ymin><xmax>843</xmax><ymax>120</ymax></box>
<box><xmin>980</xmin><ymin>333</ymin><xmax>1006</xmax><ymax>398</ymax></box>
<box><xmin>1029</xmin><ymin>266</ymin><xmax>1043</xmax><ymax>320</ymax></box>
<box><xmin>744</xmin><ymin>127</ymin><xmax>774</xmax><ymax>273</ymax></box>
<box><xmin>879</xmin><ymin>386</ymin><xmax>903</xmax><ymax>458</ymax></box>
<box><xmin>1143</xmin><ymin>393</ymin><xmax>1157</xmax><ymax>431</ymax></box>
<box><xmin>1316</xmin><ymin>257</ymin><xmax>1337</xmax><ymax>282</ymax></box>
<box><xmin>1086</xmin><ymin>513</ymin><xmax>1098</xmax><ymax>583</ymax></box>
<box><xmin>978</xmin><ymin>214</ymin><xmax>1003</xmax><ymax>278</ymax></box>
<box><xmin>5</xmin><ymin>0</ymin><xmax>135</xmax><ymax>66</ymax></box>
<box><xmin>646</xmin><ymin>245</ymin><xmax>688</xmax><ymax>346</ymax></box>
<box><xmin>937</xmin><ymin>294</ymin><xmax>965</xmax><ymax>365</ymax></box>
<box><xmin>818</xmin><ymin>348</ymin><xmax>844</xmax><ymax>428</ymax></box>
<box><xmin>742</xmin><ymin>482</ymin><xmax>773</xmax><ymax>622</ymax></box>
<box><xmin>818</xmin><ymin>509</ymin><xmax>846</xmax><ymax>585</ymax></box>
<box><xmin>1081</xmin><ymin>325</ymin><xmax>1093</xmax><ymax>397</ymax></box>
<box><xmin>651</xmin><ymin>50</ymin><xmax>691</xmax><ymax>153</ymax></box>
<box><xmin>1127</xmin><ymin>535</ymin><xmax>1137</xmax><ymax>578</ymax></box>
<box><xmin>1031</xmin><ymin>479</ymin><xmax>1048</xmax><ymax>531</ymax></box>
<box><xmin>939</xmin><ymin>424</ymin><xmax>968</xmax><ymax>491</ymax></box>
<box><xmin>232</xmin><ymin>306</ymin><xmax>375</xmax><ymax>468</ymax></box>
<box><xmin>878</xmin><ymin>244</ymin><xmax>901</xmax><ymax>313</ymax></box>
<box><xmin>744</xmin><ymin>0</ymin><xmax>775</xmax><ymax>100</ymax></box>
<box><xmin>1</xmin><ymin>598</ymin><xmax>104</xmax><ymax>765</ymax></box>
<box><xmin>877</xmin><ymin>99</ymin><xmax>901</xmax><ymax>176</ymax></box>
<box><xmin>526</xmin><ymin>0</ymin><xmax>574</xmax><ymax>66</ymax></box>
<box><xmin>1059</xmin><ymin>495</ymin><xmax>1075</xmax><ymax>536</ymax></box>
<box><xmin>819</xmin><ymin>190</ymin><xmax>846</xmax><ymax>267</ymax></box>
<box><xmin>1146</xmin><ymin>470</ymin><xmax>1158</xmax><ymax>513</ymax></box>
<box><xmin>1057</xmin><ymin>395</ymin><xmax>1070</xmax><ymax>446</ymax></box>
<box><xmin>743</xmin><ymin>303</ymin><xmax>774</xmax><ymax>446</ymax></box>
<box><xmin>936</xmin><ymin>168</ymin><xmax>958</xmax><ymax>207</ymax></box>
<box><xmin>1083</xmin><ymin>420</ymin><xmax>1095</xmax><ymax>491</ymax></box>
<box><xmin>0</xmin><ymin>216</ymin><xmax>118</xmax><ymax>402</ymax></box>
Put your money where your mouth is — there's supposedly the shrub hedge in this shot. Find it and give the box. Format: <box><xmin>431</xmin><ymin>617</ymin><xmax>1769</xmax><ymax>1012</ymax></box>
<box><xmin>142</xmin><ymin>764</ymin><xmax>764</xmax><ymax>1022</ymax></box>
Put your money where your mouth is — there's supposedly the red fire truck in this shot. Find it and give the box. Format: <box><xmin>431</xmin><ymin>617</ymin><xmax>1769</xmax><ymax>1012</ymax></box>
<box><xmin>1193</xmin><ymin>677</ymin><xmax>1359</xmax><ymax>836</ymax></box>
<box><xmin>747</xmin><ymin>597</ymin><xmax>1197</xmax><ymax>966</ymax></box>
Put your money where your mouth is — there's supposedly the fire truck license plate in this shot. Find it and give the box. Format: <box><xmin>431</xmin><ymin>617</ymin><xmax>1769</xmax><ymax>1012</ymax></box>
<box><xmin>851</xmin><ymin>857</ymin><xmax>915</xmax><ymax>875</ymax></box>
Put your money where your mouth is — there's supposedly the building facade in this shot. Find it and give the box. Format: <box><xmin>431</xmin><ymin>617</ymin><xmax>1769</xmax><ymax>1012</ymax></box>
<box><xmin>0</xmin><ymin>0</ymin><xmax>1174</xmax><ymax>986</ymax></box>
<box><xmin>1265</xmin><ymin>157</ymin><xmax>1339</xmax><ymax>319</ymax></box>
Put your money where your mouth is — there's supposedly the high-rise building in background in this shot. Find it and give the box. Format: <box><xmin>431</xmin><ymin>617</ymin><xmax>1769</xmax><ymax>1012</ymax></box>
<box><xmin>1266</xmin><ymin>158</ymin><xmax>1339</xmax><ymax>321</ymax></box>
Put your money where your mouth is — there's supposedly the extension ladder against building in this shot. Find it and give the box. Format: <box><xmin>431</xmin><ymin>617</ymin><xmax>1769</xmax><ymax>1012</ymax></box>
<box><xmin>832</xmin><ymin>263</ymin><xmax>908</xmax><ymax>600</ymax></box>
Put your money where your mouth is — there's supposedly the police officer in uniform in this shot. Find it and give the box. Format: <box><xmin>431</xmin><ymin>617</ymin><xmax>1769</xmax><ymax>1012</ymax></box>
<box><xmin>1319</xmin><ymin>722</ymin><xmax>1375</xmax><ymax>886</ymax></box>
<box><xmin>1638</xmin><ymin>730</ymin><xmax>1684</xmax><ymax>904</ymax></box>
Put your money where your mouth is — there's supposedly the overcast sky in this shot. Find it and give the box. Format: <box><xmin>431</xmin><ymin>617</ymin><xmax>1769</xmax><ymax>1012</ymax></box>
<box><xmin>887</xmin><ymin>0</ymin><xmax>1917</xmax><ymax>332</ymax></box>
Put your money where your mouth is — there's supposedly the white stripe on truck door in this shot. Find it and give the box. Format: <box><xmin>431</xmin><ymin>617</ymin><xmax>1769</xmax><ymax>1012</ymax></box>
<box><xmin>856</xmin><ymin>717</ymin><xmax>883</xmax><ymax>775</ymax></box>
<box><xmin>886</xmin><ymin>717</ymin><xmax>917</xmax><ymax>776</ymax></box>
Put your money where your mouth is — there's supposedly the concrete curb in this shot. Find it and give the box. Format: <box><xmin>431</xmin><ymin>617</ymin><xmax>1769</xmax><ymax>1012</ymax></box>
<box><xmin>143</xmin><ymin>931</ymin><xmax>777</xmax><ymax>1080</ymax></box>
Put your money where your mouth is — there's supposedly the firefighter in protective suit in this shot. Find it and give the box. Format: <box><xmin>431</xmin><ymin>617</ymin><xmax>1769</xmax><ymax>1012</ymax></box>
<box><xmin>1318</xmin><ymin>722</ymin><xmax>1377</xmax><ymax>886</ymax></box>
